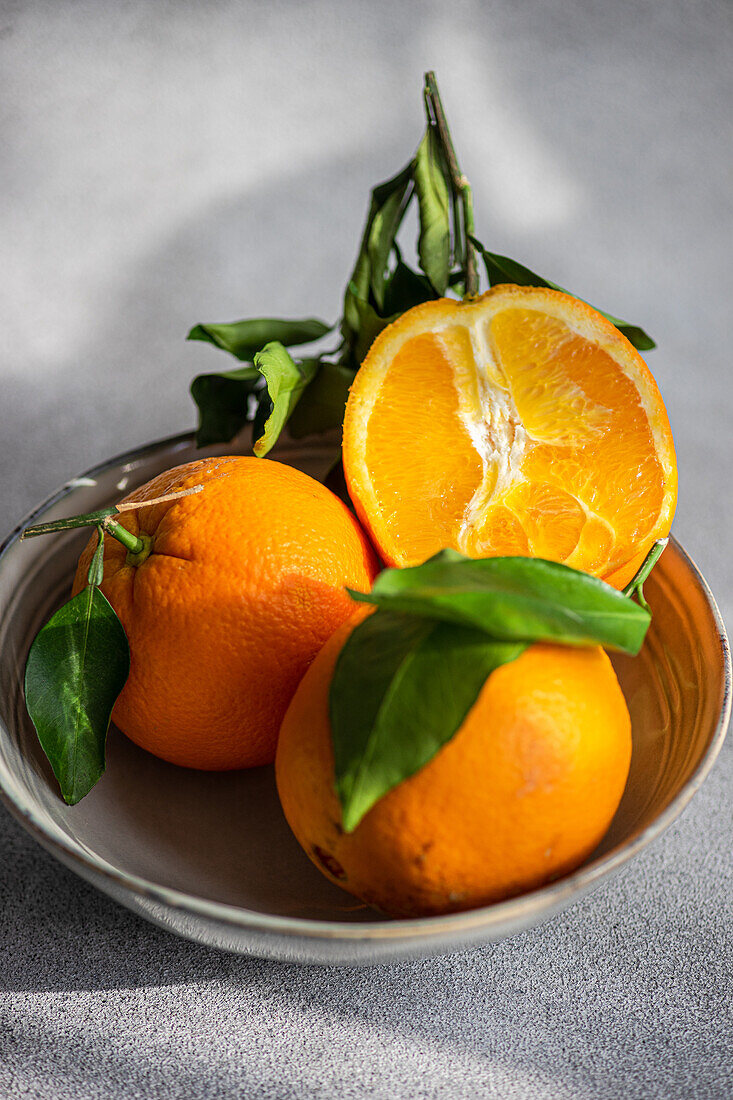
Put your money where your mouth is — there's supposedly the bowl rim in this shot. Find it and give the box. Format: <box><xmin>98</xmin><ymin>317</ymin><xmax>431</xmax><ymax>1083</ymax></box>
<box><xmin>0</xmin><ymin>430</ymin><xmax>730</xmax><ymax>944</ymax></box>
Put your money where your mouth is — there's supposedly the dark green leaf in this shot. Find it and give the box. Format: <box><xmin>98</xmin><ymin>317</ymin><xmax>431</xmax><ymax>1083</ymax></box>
<box><xmin>350</xmin><ymin>550</ymin><xmax>650</xmax><ymax>655</ymax></box>
<box><xmin>24</xmin><ymin>530</ymin><xmax>130</xmax><ymax>805</ymax></box>
<box><xmin>345</xmin><ymin>287</ymin><xmax>399</xmax><ymax>364</ymax></box>
<box><xmin>382</xmin><ymin>258</ymin><xmax>437</xmax><ymax>315</ymax></box>
<box><xmin>252</xmin><ymin>343</ymin><xmax>319</xmax><ymax>457</ymax></box>
<box><xmin>367</xmin><ymin>169</ymin><xmax>414</xmax><ymax>310</ymax></box>
<box><xmin>447</xmin><ymin>268</ymin><xmax>466</xmax><ymax>298</ymax></box>
<box><xmin>342</xmin><ymin>163</ymin><xmax>414</xmax><ymax>343</ymax></box>
<box><xmin>471</xmin><ymin>238</ymin><xmax>656</xmax><ymax>351</ymax></box>
<box><xmin>342</xmin><ymin>285</ymin><xmax>368</xmax><ymax>355</ymax></box>
<box><xmin>330</xmin><ymin>610</ymin><xmax>524</xmax><ymax>831</ymax></box>
<box><xmin>187</xmin><ymin>317</ymin><xmax>332</xmax><ymax>362</ymax></box>
<box><xmin>252</xmin><ymin>387</ymin><xmax>272</xmax><ymax>449</ymax></box>
<box><xmin>599</xmin><ymin>318</ymin><xmax>655</xmax><ymax>352</ymax></box>
<box><xmin>288</xmin><ymin>361</ymin><xmax>354</xmax><ymax>439</ymax></box>
<box><xmin>414</xmin><ymin>125</ymin><xmax>452</xmax><ymax>294</ymax></box>
<box><xmin>190</xmin><ymin>365</ymin><xmax>261</xmax><ymax>447</ymax></box>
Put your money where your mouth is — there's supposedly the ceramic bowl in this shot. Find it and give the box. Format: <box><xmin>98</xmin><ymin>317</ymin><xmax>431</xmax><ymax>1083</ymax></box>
<box><xmin>0</xmin><ymin>433</ymin><xmax>729</xmax><ymax>964</ymax></box>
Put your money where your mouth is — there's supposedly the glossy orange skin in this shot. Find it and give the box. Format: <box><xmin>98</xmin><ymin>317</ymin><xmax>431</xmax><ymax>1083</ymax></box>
<box><xmin>276</xmin><ymin>622</ymin><xmax>632</xmax><ymax>917</ymax></box>
<box><xmin>72</xmin><ymin>457</ymin><xmax>378</xmax><ymax>770</ymax></box>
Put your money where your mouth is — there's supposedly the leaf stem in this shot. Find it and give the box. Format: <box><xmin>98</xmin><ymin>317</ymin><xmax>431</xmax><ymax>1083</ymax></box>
<box><xmin>22</xmin><ymin>507</ymin><xmax>119</xmax><ymax>538</ymax></box>
<box><xmin>86</xmin><ymin>526</ymin><xmax>107</xmax><ymax>587</ymax></box>
<box><xmin>105</xmin><ymin>521</ymin><xmax>145</xmax><ymax>556</ymax></box>
<box><xmin>21</xmin><ymin>484</ymin><xmax>203</xmax><ymax>558</ymax></box>
<box><xmin>23</xmin><ymin>510</ymin><xmax>144</xmax><ymax>555</ymax></box>
<box><xmin>623</xmin><ymin>538</ymin><xmax>668</xmax><ymax>608</ymax></box>
<box><xmin>423</xmin><ymin>71</ymin><xmax>479</xmax><ymax>298</ymax></box>
<box><xmin>623</xmin><ymin>538</ymin><xmax>667</xmax><ymax>594</ymax></box>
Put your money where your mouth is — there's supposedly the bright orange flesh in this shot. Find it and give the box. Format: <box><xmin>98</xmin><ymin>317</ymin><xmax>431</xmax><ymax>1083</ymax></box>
<box><xmin>72</xmin><ymin>457</ymin><xmax>378</xmax><ymax>770</ymax></box>
<box><xmin>343</xmin><ymin>286</ymin><xmax>677</xmax><ymax>586</ymax></box>
<box><xmin>276</xmin><ymin>620</ymin><xmax>632</xmax><ymax>918</ymax></box>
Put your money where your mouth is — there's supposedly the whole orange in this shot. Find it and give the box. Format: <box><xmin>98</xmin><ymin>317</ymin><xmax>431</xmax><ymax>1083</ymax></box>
<box><xmin>72</xmin><ymin>456</ymin><xmax>378</xmax><ymax>770</ymax></box>
<box><xmin>276</xmin><ymin>621</ymin><xmax>632</xmax><ymax>917</ymax></box>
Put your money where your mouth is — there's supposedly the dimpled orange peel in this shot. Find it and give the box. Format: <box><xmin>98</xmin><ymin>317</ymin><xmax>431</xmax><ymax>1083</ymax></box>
<box><xmin>275</xmin><ymin>616</ymin><xmax>632</xmax><ymax>918</ymax></box>
<box><xmin>72</xmin><ymin>456</ymin><xmax>378</xmax><ymax>770</ymax></box>
<box><xmin>343</xmin><ymin>285</ymin><xmax>677</xmax><ymax>588</ymax></box>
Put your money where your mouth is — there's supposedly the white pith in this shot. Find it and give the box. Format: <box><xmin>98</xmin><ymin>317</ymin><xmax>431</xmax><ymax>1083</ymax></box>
<box><xmin>450</xmin><ymin>321</ymin><xmax>527</xmax><ymax>553</ymax></box>
<box><xmin>349</xmin><ymin>288</ymin><xmax>676</xmax><ymax>572</ymax></box>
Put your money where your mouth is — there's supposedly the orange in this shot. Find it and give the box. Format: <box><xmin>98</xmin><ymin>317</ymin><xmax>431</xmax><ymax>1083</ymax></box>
<box><xmin>276</xmin><ymin>619</ymin><xmax>632</xmax><ymax>917</ymax></box>
<box><xmin>72</xmin><ymin>456</ymin><xmax>378</xmax><ymax>770</ymax></box>
<box><xmin>343</xmin><ymin>285</ymin><xmax>677</xmax><ymax>588</ymax></box>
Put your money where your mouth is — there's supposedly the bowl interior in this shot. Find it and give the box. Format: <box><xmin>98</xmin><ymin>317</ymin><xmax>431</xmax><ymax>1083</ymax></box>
<box><xmin>0</xmin><ymin>434</ymin><xmax>728</xmax><ymax>929</ymax></box>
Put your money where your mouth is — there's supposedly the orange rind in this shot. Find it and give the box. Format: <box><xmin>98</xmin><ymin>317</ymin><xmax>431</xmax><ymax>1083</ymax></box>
<box><xmin>343</xmin><ymin>285</ymin><xmax>677</xmax><ymax>587</ymax></box>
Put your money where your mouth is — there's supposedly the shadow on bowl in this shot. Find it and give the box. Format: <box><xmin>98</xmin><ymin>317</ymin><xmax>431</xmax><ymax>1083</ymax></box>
<box><xmin>0</xmin><ymin>433</ymin><xmax>729</xmax><ymax>964</ymax></box>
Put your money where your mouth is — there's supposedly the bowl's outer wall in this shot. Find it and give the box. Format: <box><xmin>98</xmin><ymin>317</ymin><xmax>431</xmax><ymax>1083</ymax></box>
<box><xmin>0</xmin><ymin>433</ymin><xmax>729</xmax><ymax>964</ymax></box>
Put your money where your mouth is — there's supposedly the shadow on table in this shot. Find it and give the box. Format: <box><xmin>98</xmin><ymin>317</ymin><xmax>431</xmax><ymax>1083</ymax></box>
<box><xmin>0</xmin><ymin>806</ymin><xmax>230</xmax><ymax>993</ymax></box>
<box><xmin>2</xmin><ymin>891</ymin><xmax>728</xmax><ymax>1100</ymax></box>
<box><xmin>2</xmin><ymin>34</ymin><xmax>729</xmax><ymax>1093</ymax></box>
<box><xmin>1</xmin><ymin>136</ymin><xmax>404</xmax><ymax>532</ymax></box>
<box><xmin>0</xmin><ymin>104</ymin><xmax>550</xmax><ymax>995</ymax></box>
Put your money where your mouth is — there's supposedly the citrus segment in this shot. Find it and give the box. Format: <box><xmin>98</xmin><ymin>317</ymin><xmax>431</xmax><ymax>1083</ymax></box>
<box><xmin>343</xmin><ymin>286</ymin><xmax>676</xmax><ymax>586</ymax></box>
<box><xmin>364</xmin><ymin>329</ymin><xmax>483</xmax><ymax>565</ymax></box>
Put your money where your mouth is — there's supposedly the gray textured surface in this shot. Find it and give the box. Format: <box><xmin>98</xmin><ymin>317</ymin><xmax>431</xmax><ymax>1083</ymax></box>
<box><xmin>1</xmin><ymin>1</ymin><xmax>732</xmax><ymax>1097</ymax></box>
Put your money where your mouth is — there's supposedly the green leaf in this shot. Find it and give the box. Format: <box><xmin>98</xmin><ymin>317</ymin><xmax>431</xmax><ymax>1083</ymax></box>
<box><xmin>252</xmin><ymin>343</ymin><xmax>319</xmax><ymax>457</ymax></box>
<box><xmin>382</xmin><ymin>257</ymin><xmax>437</xmax><ymax>316</ymax></box>
<box><xmin>190</xmin><ymin>364</ymin><xmax>261</xmax><ymax>447</ymax></box>
<box><xmin>367</xmin><ymin>168</ymin><xmax>414</xmax><ymax>311</ymax></box>
<box><xmin>187</xmin><ymin>317</ymin><xmax>332</xmax><ymax>362</ymax></box>
<box><xmin>345</xmin><ymin>287</ymin><xmax>399</xmax><ymax>364</ymax></box>
<box><xmin>414</xmin><ymin>125</ymin><xmax>452</xmax><ymax>294</ymax></box>
<box><xmin>288</xmin><ymin>361</ymin><xmax>354</xmax><ymax>439</ymax></box>
<box><xmin>447</xmin><ymin>268</ymin><xmax>466</xmax><ymax>298</ymax></box>
<box><xmin>330</xmin><ymin>610</ymin><xmax>524</xmax><ymax>831</ymax></box>
<box><xmin>189</xmin><ymin>318</ymin><xmax>334</xmax><ymax>445</ymax></box>
<box><xmin>342</xmin><ymin>163</ymin><xmax>414</xmax><ymax>343</ymax></box>
<box><xmin>252</xmin><ymin>386</ymin><xmax>272</xmax><ymax>449</ymax></box>
<box><xmin>471</xmin><ymin>238</ymin><xmax>656</xmax><ymax>351</ymax></box>
<box><xmin>24</xmin><ymin>529</ymin><xmax>130</xmax><ymax>805</ymax></box>
<box><xmin>331</xmin><ymin>550</ymin><xmax>653</xmax><ymax>831</ymax></box>
<box><xmin>350</xmin><ymin>551</ymin><xmax>650</xmax><ymax>655</ymax></box>
<box><xmin>342</xmin><ymin>253</ymin><xmax>443</xmax><ymax>368</ymax></box>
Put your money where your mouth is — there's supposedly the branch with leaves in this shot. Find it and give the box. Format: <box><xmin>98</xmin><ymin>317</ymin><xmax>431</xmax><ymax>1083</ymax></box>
<box><xmin>22</xmin><ymin>485</ymin><xmax>202</xmax><ymax>803</ymax></box>
<box><xmin>188</xmin><ymin>71</ymin><xmax>655</xmax><ymax>456</ymax></box>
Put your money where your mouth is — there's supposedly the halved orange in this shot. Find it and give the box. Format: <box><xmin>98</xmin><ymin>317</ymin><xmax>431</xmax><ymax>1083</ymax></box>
<box><xmin>342</xmin><ymin>285</ymin><xmax>677</xmax><ymax>588</ymax></box>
